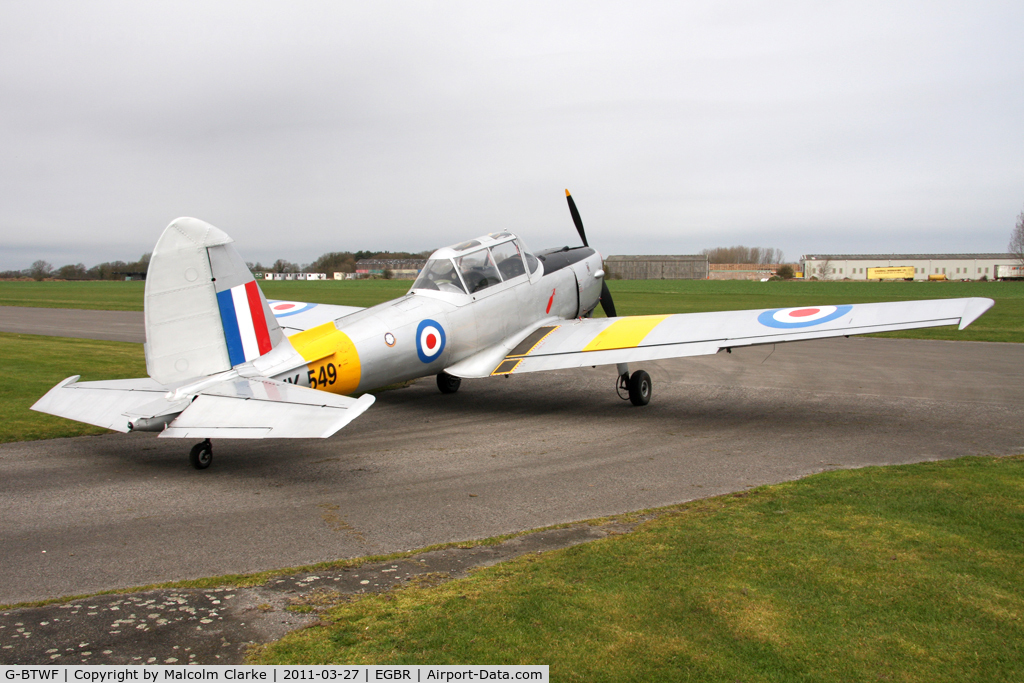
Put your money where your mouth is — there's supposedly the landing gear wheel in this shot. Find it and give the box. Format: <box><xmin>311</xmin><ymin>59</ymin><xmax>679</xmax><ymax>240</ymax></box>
<box><xmin>189</xmin><ymin>439</ymin><xmax>212</xmax><ymax>470</ymax></box>
<box><xmin>437</xmin><ymin>372</ymin><xmax>461</xmax><ymax>394</ymax></box>
<box><xmin>628</xmin><ymin>370</ymin><xmax>652</xmax><ymax>406</ymax></box>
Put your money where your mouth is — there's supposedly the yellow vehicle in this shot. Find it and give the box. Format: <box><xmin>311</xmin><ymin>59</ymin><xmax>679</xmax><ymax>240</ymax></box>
<box><xmin>868</xmin><ymin>266</ymin><xmax>915</xmax><ymax>281</ymax></box>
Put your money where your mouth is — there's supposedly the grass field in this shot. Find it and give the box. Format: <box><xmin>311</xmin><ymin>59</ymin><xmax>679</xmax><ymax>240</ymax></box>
<box><xmin>2</xmin><ymin>278</ymin><xmax>1022</xmax><ymax>342</ymax></box>
<box><xmin>0</xmin><ymin>279</ymin><xmax>413</xmax><ymax>311</ymax></box>
<box><xmin>250</xmin><ymin>455</ymin><xmax>1024</xmax><ymax>681</ymax></box>
<box><xmin>0</xmin><ymin>333</ymin><xmax>147</xmax><ymax>443</ymax></box>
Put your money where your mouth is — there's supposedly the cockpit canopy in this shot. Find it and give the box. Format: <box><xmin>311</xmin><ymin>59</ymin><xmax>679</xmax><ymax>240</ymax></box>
<box><xmin>411</xmin><ymin>232</ymin><xmax>539</xmax><ymax>295</ymax></box>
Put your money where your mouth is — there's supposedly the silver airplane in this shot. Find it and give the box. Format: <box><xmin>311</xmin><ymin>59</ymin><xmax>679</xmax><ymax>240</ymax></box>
<box><xmin>33</xmin><ymin>191</ymin><xmax>994</xmax><ymax>469</ymax></box>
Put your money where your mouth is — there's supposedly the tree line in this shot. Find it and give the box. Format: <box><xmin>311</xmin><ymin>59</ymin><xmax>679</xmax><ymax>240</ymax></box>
<box><xmin>249</xmin><ymin>250</ymin><xmax>431</xmax><ymax>275</ymax></box>
<box><xmin>2</xmin><ymin>254</ymin><xmax>153</xmax><ymax>281</ymax></box>
<box><xmin>2</xmin><ymin>250</ymin><xmax>431</xmax><ymax>281</ymax></box>
<box><xmin>700</xmin><ymin>245</ymin><xmax>785</xmax><ymax>264</ymax></box>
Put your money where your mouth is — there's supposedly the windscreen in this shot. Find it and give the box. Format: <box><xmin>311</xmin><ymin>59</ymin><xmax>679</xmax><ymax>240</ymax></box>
<box><xmin>411</xmin><ymin>259</ymin><xmax>466</xmax><ymax>294</ymax></box>
<box><xmin>456</xmin><ymin>249</ymin><xmax>502</xmax><ymax>293</ymax></box>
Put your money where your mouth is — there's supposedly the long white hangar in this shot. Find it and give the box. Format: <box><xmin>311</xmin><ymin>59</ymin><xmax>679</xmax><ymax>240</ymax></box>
<box><xmin>801</xmin><ymin>253</ymin><xmax>1019</xmax><ymax>281</ymax></box>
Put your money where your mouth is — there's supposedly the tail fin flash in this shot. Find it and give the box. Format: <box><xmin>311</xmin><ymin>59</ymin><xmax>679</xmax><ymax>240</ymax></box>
<box><xmin>144</xmin><ymin>218</ymin><xmax>283</xmax><ymax>385</ymax></box>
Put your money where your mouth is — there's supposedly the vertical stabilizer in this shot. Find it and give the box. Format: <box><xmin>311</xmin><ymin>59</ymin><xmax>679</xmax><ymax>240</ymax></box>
<box><xmin>144</xmin><ymin>218</ymin><xmax>283</xmax><ymax>385</ymax></box>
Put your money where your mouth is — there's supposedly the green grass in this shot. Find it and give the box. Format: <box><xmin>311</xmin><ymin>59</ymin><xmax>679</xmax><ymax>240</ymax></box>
<box><xmin>251</xmin><ymin>455</ymin><xmax>1024</xmax><ymax>681</ymax></box>
<box><xmin>260</xmin><ymin>280</ymin><xmax>412</xmax><ymax>308</ymax></box>
<box><xmin>0</xmin><ymin>332</ymin><xmax>147</xmax><ymax>443</ymax></box>
<box><xmin>0</xmin><ymin>279</ymin><xmax>414</xmax><ymax>311</ymax></box>
<box><xmin>0</xmin><ymin>280</ymin><xmax>147</xmax><ymax>310</ymax></box>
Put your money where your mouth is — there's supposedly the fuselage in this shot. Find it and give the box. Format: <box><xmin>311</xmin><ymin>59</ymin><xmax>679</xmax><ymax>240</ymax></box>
<box><xmin>269</xmin><ymin>232</ymin><xmax>605</xmax><ymax>395</ymax></box>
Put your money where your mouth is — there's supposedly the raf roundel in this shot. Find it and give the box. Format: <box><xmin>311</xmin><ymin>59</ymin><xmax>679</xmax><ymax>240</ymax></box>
<box><xmin>416</xmin><ymin>319</ymin><xmax>447</xmax><ymax>363</ymax></box>
<box><xmin>757</xmin><ymin>304</ymin><xmax>853</xmax><ymax>329</ymax></box>
<box><xmin>268</xmin><ymin>300</ymin><xmax>319</xmax><ymax>318</ymax></box>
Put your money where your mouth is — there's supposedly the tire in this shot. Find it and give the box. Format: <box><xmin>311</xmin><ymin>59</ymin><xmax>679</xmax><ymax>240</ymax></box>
<box><xmin>437</xmin><ymin>372</ymin><xmax>462</xmax><ymax>394</ymax></box>
<box><xmin>189</xmin><ymin>441</ymin><xmax>212</xmax><ymax>469</ymax></box>
<box><xmin>628</xmin><ymin>370</ymin><xmax>651</xmax><ymax>406</ymax></box>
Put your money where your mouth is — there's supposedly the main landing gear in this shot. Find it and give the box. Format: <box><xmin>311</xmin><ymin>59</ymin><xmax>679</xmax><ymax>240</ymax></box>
<box><xmin>616</xmin><ymin>364</ymin><xmax>652</xmax><ymax>407</ymax></box>
<box><xmin>189</xmin><ymin>438</ymin><xmax>213</xmax><ymax>470</ymax></box>
<box><xmin>437</xmin><ymin>372</ymin><xmax>462</xmax><ymax>394</ymax></box>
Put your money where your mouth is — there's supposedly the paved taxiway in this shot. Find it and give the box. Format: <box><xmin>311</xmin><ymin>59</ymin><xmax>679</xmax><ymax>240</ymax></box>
<box><xmin>2</xmin><ymin>324</ymin><xmax>1022</xmax><ymax>605</ymax></box>
<box><xmin>0</xmin><ymin>306</ymin><xmax>144</xmax><ymax>342</ymax></box>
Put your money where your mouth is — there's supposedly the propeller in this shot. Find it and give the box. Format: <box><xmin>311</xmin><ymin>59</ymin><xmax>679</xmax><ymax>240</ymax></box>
<box><xmin>565</xmin><ymin>189</ymin><xmax>588</xmax><ymax>247</ymax></box>
<box><xmin>565</xmin><ymin>189</ymin><xmax>617</xmax><ymax>318</ymax></box>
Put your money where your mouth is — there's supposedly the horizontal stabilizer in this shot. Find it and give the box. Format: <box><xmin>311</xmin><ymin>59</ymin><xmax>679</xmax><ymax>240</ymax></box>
<box><xmin>32</xmin><ymin>375</ymin><xmax>376</xmax><ymax>439</ymax></box>
<box><xmin>159</xmin><ymin>377</ymin><xmax>375</xmax><ymax>439</ymax></box>
<box><xmin>31</xmin><ymin>376</ymin><xmax>178</xmax><ymax>433</ymax></box>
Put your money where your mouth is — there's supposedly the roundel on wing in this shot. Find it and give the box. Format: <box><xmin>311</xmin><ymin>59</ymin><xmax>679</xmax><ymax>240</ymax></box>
<box><xmin>416</xmin><ymin>319</ymin><xmax>447</xmax><ymax>363</ymax></box>
<box><xmin>757</xmin><ymin>304</ymin><xmax>853</xmax><ymax>329</ymax></box>
<box><xmin>268</xmin><ymin>300</ymin><xmax>318</xmax><ymax>318</ymax></box>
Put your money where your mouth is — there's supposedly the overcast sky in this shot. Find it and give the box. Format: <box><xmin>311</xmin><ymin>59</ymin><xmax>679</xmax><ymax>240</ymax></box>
<box><xmin>1</xmin><ymin>1</ymin><xmax>1022</xmax><ymax>270</ymax></box>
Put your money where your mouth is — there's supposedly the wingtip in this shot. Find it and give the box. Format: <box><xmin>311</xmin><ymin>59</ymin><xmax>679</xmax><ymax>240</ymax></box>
<box><xmin>30</xmin><ymin>375</ymin><xmax>81</xmax><ymax>412</ymax></box>
<box><xmin>959</xmin><ymin>297</ymin><xmax>995</xmax><ymax>330</ymax></box>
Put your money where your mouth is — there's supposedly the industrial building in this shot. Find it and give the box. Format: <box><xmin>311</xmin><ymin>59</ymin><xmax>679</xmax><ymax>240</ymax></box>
<box><xmin>801</xmin><ymin>253</ymin><xmax>1018</xmax><ymax>281</ymax></box>
<box><xmin>604</xmin><ymin>255</ymin><xmax>708</xmax><ymax>280</ymax></box>
<box><xmin>355</xmin><ymin>258</ymin><xmax>426</xmax><ymax>279</ymax></box>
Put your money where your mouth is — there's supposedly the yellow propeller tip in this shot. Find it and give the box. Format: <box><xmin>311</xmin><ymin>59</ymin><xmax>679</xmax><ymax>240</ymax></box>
<box><xmin>565</xmin><ymin>189</ymin><xmax>571</xmax><ymax>197</ymax></box>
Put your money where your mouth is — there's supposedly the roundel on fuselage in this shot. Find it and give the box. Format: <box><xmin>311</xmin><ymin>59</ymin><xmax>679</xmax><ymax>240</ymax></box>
<box><xmin>416</xmin><ymin>319</ymin><xmax>446</xmax><ymax>363</ymax></box>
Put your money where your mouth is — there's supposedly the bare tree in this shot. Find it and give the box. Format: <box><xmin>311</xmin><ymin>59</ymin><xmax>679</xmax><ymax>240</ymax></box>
<box><xmin>29</xmin><ymin>260</ymin><xmax>53</xmax><ymax>281</ymax></box>
<box><xmin>1010</xmin><ymin>205</ymin><xmax>1024</xmax><ymax>265</ymax></box>
<box><xmin>815</xmin><ymin>257</ymin><xmax>833</xmax><ymax>280</ymax></box>
<box><xmin>701</xmin><ymin>245</ymin><xmax>785</xmax><ymax>264</ymax></box>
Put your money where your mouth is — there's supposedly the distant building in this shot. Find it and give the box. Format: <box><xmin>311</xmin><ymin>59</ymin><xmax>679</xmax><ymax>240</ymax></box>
<box><xmin>801</xmin><ymin>254</ymin><xmax>1017</xmax><ymax>281</ymax></box>
<box><xmin>604</xmin><ymin>255</ymin><xmax>709</xmax><ymax>280</ymax></box>
<box><xmin>113</xmin><ymin>271</ymin><xmax>147</xmax><ymax>281</ymax></box>
<box><xmin>258</xmin><ymin>272</ymin><xmax>326</xmax><ymax>281</ymax></box>
<box><xmin>355</xmin><ymin>259</ymin><xmax>426</xmax><ymax>280</ymax></box>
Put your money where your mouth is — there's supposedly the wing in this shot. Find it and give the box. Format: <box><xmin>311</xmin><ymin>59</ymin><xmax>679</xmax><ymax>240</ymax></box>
<box><xmin>32</xmin><ymin>375</ymin><xmax>374</xmax><ymax>439</ymax></box>
<box><xmin>445</xmin><ymin>297</ymin><xmax>994</xmax><ymax>378</ymax></box>
<box><xmin>268</xmin><ymin>299</ymin><xmax>364</xmax><ymax>334</ymax></box>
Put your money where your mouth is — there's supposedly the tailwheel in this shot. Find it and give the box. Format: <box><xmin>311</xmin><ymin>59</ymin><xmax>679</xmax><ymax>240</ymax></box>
<box><xmin>189</xmin><ymin>439</ymin><xmax>213</xmax><ymax>470</ymax></box>
<box><xmin>627</xmin><ymin>370</ymin><xmax>652</xmax><ymax>406</ymax></box>
<box><xmin>436</xmin><ymin>372</ymin><xmax>462</xmax><ymax>394</ymax></box>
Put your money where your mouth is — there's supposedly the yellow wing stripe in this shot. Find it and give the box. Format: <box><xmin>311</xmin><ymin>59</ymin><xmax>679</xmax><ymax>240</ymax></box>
<box><xmin>583</xmin><ymin>315</ymin><xmax>670</xmax><ymax>352</ymax></box>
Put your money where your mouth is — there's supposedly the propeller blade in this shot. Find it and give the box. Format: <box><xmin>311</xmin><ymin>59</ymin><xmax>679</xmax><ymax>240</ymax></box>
<box><xmin>600</xmin><ymin>280</ymin><xmax>617</xmax><ymax>318</ymax></box>
<box><xmin>565</xmin><ymin>189</ymin><xmax>588</xmax><ymax>247</ymax></box>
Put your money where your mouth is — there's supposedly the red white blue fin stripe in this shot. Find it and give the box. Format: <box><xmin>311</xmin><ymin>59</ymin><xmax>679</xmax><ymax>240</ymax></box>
<box><xmin>217</xmin><ymin>281</ymin><xmax>273</xmax><ymax>366</ymax></box>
